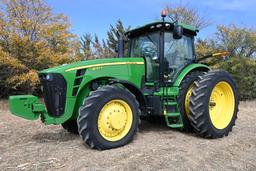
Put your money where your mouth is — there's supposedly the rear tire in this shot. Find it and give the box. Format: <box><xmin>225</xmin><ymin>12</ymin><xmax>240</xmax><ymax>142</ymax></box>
<box><xmin>189</xmin><ymin>70</ymin><xmax>239</xmax><ymax>138</ymax></box>
<box><xmin>78</xmin><ymin>85</ymin><xmax>140</xmax><ymax>150</ymax></box>
<box><xmin>61</xmin><ymin>120</ymin><xmax>79</xmax><ymax>134</ymax></box>
<box><xmin>178</xmin><ymin>71</ymin><xmax>205</xmax><ymax>132</ymax></box>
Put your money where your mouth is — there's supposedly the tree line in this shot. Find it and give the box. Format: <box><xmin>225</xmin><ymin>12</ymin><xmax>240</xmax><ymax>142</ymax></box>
<box><xmin>0</xmin><ymin>0</ymin><xmax>255</xmax><ymax>100</ymax></box>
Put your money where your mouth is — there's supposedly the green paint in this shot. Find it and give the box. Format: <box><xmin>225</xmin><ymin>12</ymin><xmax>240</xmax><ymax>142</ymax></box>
<box><xmin>154</xmin><ymin>86</ymin><xmax>179</xmax><ymax>96</ymax></box>
<box><xmin>145</xmin><ymin>82</ymin><xmax>154</xmax><ymax>86</ymax></box>
<box><xmin>173</xmin><ymin>64</ymin><xmax>210</xmax><ymax>87</ymax></box>
<box><xmin>9</xmin><ymin>95</ymin><xmax>42</xmax><ymax>120</ymax></box>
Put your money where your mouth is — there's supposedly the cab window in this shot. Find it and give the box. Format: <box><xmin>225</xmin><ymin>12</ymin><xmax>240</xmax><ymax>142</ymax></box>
<box><xmin>130</xmin><ymin>32</ymin><xmax>160</xmax><ymax>81</ymax></box>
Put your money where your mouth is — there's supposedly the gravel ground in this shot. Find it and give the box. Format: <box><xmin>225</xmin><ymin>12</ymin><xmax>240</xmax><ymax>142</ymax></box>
<box><xmin>0</xmin><ymin>100</ymin><xmax>255</xmax><ymax>171</ymax></box>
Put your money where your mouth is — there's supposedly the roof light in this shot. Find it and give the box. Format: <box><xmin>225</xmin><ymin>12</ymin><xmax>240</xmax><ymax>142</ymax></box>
<box><xmin>161</xmin><ymin>9</ymin><xmax>169</xmax><ymax>18</ymax></box>
<box><xmin>156</xmin><ymin>24</ymin><xmax>162</xmax><ymax>28</ymax></box>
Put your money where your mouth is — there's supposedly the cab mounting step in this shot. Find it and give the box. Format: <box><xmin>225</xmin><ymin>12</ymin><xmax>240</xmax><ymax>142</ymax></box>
<box><xmin>163</xmin><ymin>96</ymin><xmax>183</xmax><ymax>128</ymax></box>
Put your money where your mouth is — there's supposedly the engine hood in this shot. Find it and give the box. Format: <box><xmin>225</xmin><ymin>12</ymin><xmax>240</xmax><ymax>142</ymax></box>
<box><xmin>39</xmin><ymin>57</ymin><xmax>145</xmax><ymax>98</ymax></box>
<box><xmin>40</xmin><ymin>57</ymin><xmax>144</xmax><ymax>74</ymax></box>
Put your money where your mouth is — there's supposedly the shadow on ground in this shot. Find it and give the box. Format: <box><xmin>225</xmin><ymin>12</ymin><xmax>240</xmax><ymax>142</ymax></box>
<box><xmin>32</xmin><ymin>129</ymin><xmax>79</xmax><ymax>143</ymax></box>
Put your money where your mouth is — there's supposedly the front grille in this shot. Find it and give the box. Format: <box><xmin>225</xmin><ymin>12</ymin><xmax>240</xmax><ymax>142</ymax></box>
<box><xmin>39</xmin><ymin>73</ymin><xmax>67</xmax><ymax>117</ymax></box>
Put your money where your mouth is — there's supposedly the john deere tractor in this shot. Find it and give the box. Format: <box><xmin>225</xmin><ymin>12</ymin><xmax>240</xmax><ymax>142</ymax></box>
<box><xmin>9</xmin><ymin>15</ymin><xmax>239</xmax><ymax>150</ymax></box>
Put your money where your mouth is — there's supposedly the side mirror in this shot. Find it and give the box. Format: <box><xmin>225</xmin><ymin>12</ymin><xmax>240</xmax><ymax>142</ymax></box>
<box><xmin>173</xmin><ymin>25</ymin><xmax>183</xmax><ymax>39</ymax></box>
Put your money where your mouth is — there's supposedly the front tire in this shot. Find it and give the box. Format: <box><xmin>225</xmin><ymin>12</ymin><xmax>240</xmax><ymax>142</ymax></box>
<box><xmin>189</xmin><ymin>70</ymin><xmax>239</xmax><ymax>138</ymax></box>
<box><xmin>78</xmin><ymin>85</ymin><xmax>140</xmax><ymax>150</ymax></box>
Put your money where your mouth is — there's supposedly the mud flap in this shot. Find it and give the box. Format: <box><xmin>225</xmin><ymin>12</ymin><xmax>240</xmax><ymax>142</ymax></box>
<box><xmin>8</xmin><ymin>95</ymin><xmax>45</xmax><ymax>120</ymax></box>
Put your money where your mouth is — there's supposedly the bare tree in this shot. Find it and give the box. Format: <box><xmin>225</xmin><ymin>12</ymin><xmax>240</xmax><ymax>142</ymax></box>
<box><xmin>165</xmin><ymin>3</ymin><xmax>211</xmax><ymax>30</ymax></box>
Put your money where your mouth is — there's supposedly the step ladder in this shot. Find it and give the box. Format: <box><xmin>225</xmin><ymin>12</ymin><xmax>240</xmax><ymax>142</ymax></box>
<box><xmin>163</xmin><ymin>96</ymin><xmax>183</xmax><ymax>128</ymax></box>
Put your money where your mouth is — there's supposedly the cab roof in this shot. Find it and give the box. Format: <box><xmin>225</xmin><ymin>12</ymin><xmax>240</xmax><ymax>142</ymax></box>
<box><xmin>125</xmin><ymin>20</ymin><xmax>199</xmax><ymax>38</ymax></box>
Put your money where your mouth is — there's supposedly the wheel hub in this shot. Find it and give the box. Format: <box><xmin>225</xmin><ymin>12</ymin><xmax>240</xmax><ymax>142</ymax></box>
<box><xmin>98</xmin><ymin>99</ymin><xmax>133</xmax><ymax>141</ymax></box>
<box><xmin>109</xmin><ymin>110</ymin><xmax>126</xmax><ymax>130</ymax></box>
<box><xmin>209</xmin><ymin>81</ymin><xmax>235</xmax><ymax>129</ymax></box>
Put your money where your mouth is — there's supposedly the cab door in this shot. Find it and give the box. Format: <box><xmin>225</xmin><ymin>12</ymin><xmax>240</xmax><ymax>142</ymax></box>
<box><xmin>130</xmin><ymin>31</ymin><xmax>161</xmax><ymax>83</ymax></box>
<box><xmin>162</xmin><ymin>32</ymin><xmax>195</xmax><ymax>83</ymax></box>
<box><xmin>129</xmin><ymin>31</ymin><xmax>162</xmax><ymax>115</ymax></box>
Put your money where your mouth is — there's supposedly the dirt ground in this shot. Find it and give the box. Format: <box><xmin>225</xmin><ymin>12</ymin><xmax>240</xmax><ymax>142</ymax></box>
<box><xmin>0</xmin><ymin>100</ymin><xmax>255</xmax><ymax>171</ymax></box>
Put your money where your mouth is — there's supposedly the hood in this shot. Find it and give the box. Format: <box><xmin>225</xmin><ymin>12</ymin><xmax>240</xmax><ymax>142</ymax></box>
<box><xmin>40</xmin><ymin>57</ymin><xmax>144</xmax><ymax>74</ymax></box>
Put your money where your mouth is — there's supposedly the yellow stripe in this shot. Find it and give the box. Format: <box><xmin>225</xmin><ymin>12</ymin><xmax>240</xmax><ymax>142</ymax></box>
<box><xmin>65</xmin><ymin>61</ymin><xmax>144</xmax><ymax>72</ymax></box>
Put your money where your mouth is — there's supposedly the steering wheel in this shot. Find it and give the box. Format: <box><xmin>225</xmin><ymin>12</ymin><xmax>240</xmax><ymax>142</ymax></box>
<box><xmin>143</xmin><ymin>46</ymin><xmax>157</xmax><ymax>58</ymax></box>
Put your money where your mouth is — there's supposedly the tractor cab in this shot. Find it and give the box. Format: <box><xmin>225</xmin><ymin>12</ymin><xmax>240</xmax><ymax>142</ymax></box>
<box><xmin>125</xmin><ymin>21</ymin><xmax>198</xmax><ymax>85</ymax></box>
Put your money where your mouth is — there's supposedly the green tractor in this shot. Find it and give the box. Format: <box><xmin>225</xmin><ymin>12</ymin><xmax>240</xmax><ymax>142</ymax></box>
<box><xmin>9</xmin><ymin>15</ymin><xmax>239</xmax><ymax>150</ymax></box>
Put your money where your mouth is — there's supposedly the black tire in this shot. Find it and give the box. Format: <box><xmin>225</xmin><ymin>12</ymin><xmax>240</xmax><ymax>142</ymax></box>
<box><xmin>189</xmin><ymin>70</ymin><xmax>239</xmax><ymax>138</ymax></box>
<box><xmin>178</xmin><ymin>71</ymin><xmax>205</xmax><ymax>132</ymax></box>
<box><xmin>78</xmin><ymin>85</ymin><xmax>140</xmax><ymax>150</ymax></box>
<box><xmin>61</xmin><ymin>120</ymin><xmax>79</xmax><ymax>134</ymax></box>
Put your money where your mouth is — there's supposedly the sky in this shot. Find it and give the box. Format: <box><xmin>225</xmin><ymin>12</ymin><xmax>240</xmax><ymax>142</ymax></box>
<box><xmin>47</xmin><ymin>0</ymin><xmax>256</xmax><ymax>40</ymax></box>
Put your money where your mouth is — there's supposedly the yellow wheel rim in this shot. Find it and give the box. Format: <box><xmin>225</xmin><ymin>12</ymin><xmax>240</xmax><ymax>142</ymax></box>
<box><xmin>209</xmin><ymin>81</ymin><xmax>235</xmax><ymax>129</ymax></box>
<box><xmin>98</xmin><ymin>99</ymin><xmax>133</xmax><ymax>141</ymax></box>
<box><xmin>185</xmin><ymin>85</ymin><xmax>193</xmax><ymax>116</ymax></box>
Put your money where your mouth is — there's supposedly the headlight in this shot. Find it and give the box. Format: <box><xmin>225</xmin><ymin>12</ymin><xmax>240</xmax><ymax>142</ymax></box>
<box><xmin>45</xmin><ymin>74</ymin><xmax>53</xmax><ymax>81</ymax></box>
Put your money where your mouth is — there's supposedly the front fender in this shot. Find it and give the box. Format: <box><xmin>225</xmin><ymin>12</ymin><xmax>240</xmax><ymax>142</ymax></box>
<box><xmin>109</xmin><ymin>79</ymin><xmax>147</xmax><ymax>112</ymax></box>
<box><xmin>67</xmin><ymin>60</ymin><xmax>145</xmax><ymax>120</ymax></box>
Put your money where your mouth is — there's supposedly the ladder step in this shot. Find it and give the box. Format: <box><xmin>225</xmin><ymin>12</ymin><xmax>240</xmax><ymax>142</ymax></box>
<box><xmin>164</xmin><ymin>101</ymin><xmax>177</xmax><ymax>105</ymax></box>
<box><xmin>166</xmin><ymin>112</ymin><xmax>180</xmax><ymax>117</ymax></box>
<box><xmin>168</xmin><ymin>124</ymin><xmax>183</xmax><ymax>128</ymax></box>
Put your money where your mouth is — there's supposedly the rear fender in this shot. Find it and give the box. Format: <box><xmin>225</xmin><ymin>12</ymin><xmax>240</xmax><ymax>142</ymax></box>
<box><xmin>173</xmin><ymin>64</ymin><xmax>210</xmax><ymax>87</ymax></box>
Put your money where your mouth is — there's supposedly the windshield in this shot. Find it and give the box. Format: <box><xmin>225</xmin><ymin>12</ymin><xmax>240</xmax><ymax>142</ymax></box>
<box><xmin>130</xmin><ymin>32</ymin><xmax>159</xmax><ymax>58</ymax></box>
<box><xmin>130</xmin><ymin>32</ymin><xmax>160</xmax><ymax>81</ymax></box>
